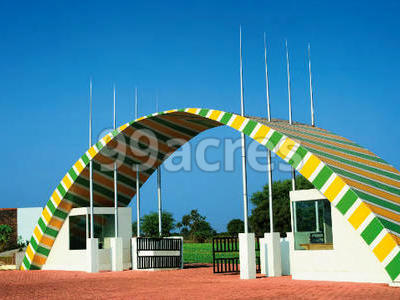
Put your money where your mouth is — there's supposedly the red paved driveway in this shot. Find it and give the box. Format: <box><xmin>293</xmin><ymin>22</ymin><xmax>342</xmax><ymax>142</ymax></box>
<box><xmin>0</xmin><ymin>266</ymin><xmax>399</xmax><ymax>299</ymax></box>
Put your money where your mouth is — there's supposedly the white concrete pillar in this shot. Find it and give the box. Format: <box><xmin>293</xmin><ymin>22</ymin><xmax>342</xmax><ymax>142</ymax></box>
<box><xmin>87</xmin><ymin>238</ymin><xmax>99</xmax><ymax>273</ymax></box>
<box><xmin>259</xmin><ymin>237</ymin><xmax>268</xmax><ymax>275</ymax></box>
<box><xmin>239</xmin><ymin>233</ymin><xmax>256</xmax><ymax>279</ymax></box>
<box><xmin>280</xmin><ymin>237</ymin><xmax>291</xmax><ymax>276</ymax></box>
<box><xmin>261</xmin><ymin>235</ymin><xmax>291</xmax><ymax>276</ymax></box>
<box><xmin>263</xmin><ymin>232</ymin><xmax>282</xmax><ymax>277</ymax></box>
<box><xmin>131</xmin><ymin>237</ymin><xmax>138</xmax><ymax>270</ymax></box>
<box><xmin>286</xmin><ymin>232</ymin><xmax>294</xmax><ymax>276</ymax></box>
<box><xmin>111</xmin><ymin>237</ymin><xmax>123</xmax><ymax>271</ymax></box>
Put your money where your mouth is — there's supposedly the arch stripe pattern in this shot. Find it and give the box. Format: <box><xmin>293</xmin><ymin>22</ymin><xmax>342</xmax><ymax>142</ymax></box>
<box><xmin>21</xmin><ymin>108</ymin><xmax>400</xmax><ymax>281</ymax></box>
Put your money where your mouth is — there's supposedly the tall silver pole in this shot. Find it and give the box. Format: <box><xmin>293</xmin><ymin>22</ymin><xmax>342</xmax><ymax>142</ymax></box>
<box><xmin>89</xmin><ymin>79</ymin><xmax>94</xmax><ymax>239</ymax></box>
<box><xmin>264</xmin><ymin>34</ymin><xmax>271</xmax><ymax>122</ymax></box>
<box><xmin>156</xmin><ymin>96</ymin><xmax>162</xmax><ymax>237</ymax></box>
<box><xmin>285</xmin><ymin>40</ymin><xmax>293</xmax><ymax>126</ymax></box>
<box><xmin>264</xmin><ymin>33</ymin><xmax>274</xmax><ymax>233</ymax></box>
<box><xmin>239</xmin><ymin>26</ymin><xmax>249</xmax><ymax>234</ymax></box>
<box><xmin>285</xmin><ymin>39</ymin><xmax>296</xmax><ymax>191</ymax></box>
<box><xmin>135</xmin><ymin>88</ymin><xmax>141</xmax><ymax>237</ymax></box>
<box><xmin>315</xmin><ymin>201</ymin><xmax>320</xmax><ymax>232</ymax></box>
<box><xmin>113</xmin><ymin>85</ymin><xmax>118</xmax><ymax>237</ymax></box>
<box><xmin>157</xmin><ymin>166</ymin><xmax>162</xmax><ymax>236</ymax></box>
<box><xmin>308</xmin><ymin>43</ymin><xmax>315</xmax><ymax>127</ymax></box>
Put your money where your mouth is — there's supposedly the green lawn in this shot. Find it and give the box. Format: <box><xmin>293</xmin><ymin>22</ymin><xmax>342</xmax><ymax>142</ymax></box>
<box><xmin>183</xmin><ymin>242</ymin><xmax>241</xmax><ymax>264</ymax></box>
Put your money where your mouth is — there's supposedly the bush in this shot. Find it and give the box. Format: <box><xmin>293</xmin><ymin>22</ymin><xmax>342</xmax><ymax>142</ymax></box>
<box><xmin>0</xmin><ymin>224</ymin><xmax>13</xmax><ymax>252</ymax></box>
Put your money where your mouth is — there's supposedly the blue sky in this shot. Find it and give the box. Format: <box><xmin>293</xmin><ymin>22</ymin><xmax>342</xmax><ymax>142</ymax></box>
<box><xmin>1</xmin><ymin>1</ymin><xmax>400</xmax><ymax>232</ymax></box>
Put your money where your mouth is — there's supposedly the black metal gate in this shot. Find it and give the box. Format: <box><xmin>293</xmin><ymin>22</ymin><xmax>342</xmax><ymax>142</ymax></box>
<box><xmin>137</xmin><ymin>237</ymin><xmax>182</xmax><ymax>269</ymax></box>
<box><xmin>212</xmin><ymin>236</ymin><xmax>261</xmax><ymax>274</ymax></box>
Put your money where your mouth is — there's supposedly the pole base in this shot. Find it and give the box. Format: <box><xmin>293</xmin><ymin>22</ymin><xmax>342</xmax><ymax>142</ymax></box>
<box><xmin>131</xmin><ymin>237</ymin><xmax>138</xmax><ymax>270</ymax></box>
<box><xmin>260</xmin><ymin>232</ymin><xmax>282</xmax><ymax>277</ymax></box>
<box><xmin>111</xmin><ymin>237</ymin><xmax>124</xmax><ymax>271</ymax></box>
<box><xmin>239</xmin><ymin>233</ymin><xmax>257</xmax><ymax>279</ymax></box>
<box><xmin>87</xmin><ymin>238</ymin><xmax>99</xmax><ymax>273</ymax></box>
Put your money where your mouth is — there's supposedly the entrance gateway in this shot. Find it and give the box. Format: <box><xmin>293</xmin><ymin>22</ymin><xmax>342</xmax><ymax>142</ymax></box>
<box><xmin>21</xmin><ymin>108</ymin><xmax>400</xmax><ymax>285</ymax></box>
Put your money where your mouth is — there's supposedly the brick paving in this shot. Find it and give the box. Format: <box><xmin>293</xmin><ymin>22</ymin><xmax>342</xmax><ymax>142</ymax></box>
<box><xmin>0</xmin><ymin>266</ymin><xmax>399</xmax><ymax>299</ymax></box>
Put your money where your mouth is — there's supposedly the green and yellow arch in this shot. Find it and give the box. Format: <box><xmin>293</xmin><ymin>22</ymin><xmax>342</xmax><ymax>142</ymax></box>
<box><xmin>21</xmin><ymin>108</ymin><xmax>400</xmax><ymax>281</ymax></box>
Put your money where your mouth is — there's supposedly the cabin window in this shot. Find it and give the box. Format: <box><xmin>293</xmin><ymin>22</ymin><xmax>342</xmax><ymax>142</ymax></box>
<box><xmin>88</xmin><ymin>214</ymin><xmax>115</xmax><ymax>249</ymax></box>
<box><xmin>69</xmin><ymin>214</ymin><xmax>115</xmax><ymax>250</ymax></box>
<box><xmin>69</xmin><ymin>215</ymin><xmax>87</xmax><ymax>250</ymax></box>
<box><xmin>293</xmin><ymin>199</ymin><xmax>333</xmax><ymax>250</ymax></box>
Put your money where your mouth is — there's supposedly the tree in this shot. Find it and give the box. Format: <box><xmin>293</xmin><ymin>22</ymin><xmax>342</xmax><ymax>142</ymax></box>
<box><xmin>17</xmin><ymin>235</ymin><xmax>28</xmax><ymax>251</ymax></box>
<box><xmin>132</xmin><ymin>221</ymin><xmax>138</xmax><ymax>237</ymax></box>
<box><xmin>141</xmin><ymin>211</ymin><xmax>175</xmax><ymax>237</ymax></box>
<box><xmin>0</xmin><ymin>224</ymin><xmax>12</xmax><ymax>252</ymax></box>
<box><xmin>227</xmin><ymin>219</ymin><xmax>244</xmax><ymax>236</ymax></box>
<box><xmin>178</xmin><ymin>209</ymin><xmax>216</xmax><ymax>242</ymax></box>
<box><xmin>249</xmin><ymin>175</ymin><xmax>313</xmax><ymax>236</ymax></box>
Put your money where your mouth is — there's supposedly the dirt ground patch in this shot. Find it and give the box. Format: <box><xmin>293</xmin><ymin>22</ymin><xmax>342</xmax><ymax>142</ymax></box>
<box><xmin>0</xmin><ymin>265</ymin><xmax>399</xmax><ymax>299</ymax></box>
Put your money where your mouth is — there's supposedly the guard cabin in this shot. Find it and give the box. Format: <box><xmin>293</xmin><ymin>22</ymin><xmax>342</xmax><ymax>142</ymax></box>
<box><xmin>39</xmin><ymin>206</ymin><xmax>183</xmax><ymax>272</ymax></box>
<box><xmin>288</xmin><ymin>189</ymin><xmax>391</xmax><ymax>283</ymax></box>
<box><xmin>42</xmin><ymin>207</ymin><xmax>132</xmax><ymax>271</ymax></box>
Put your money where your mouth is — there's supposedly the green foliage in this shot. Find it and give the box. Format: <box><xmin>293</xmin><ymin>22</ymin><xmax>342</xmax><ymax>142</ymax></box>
<box><xmin>249</xmin><ymin>175</ymin><xmax>313</xmax><ymax>236</ymax></box>
<box><xmin>214</xmin><ymin>232</ymin><xmax>229</xmax><ymax>237</ymax></box>
<box><xmin>141</xmin><ymin>211</ymin><xmax>175</xmax><ymax>237</ymax></box>
<box><xmin>17</xmin><ymin>235</ymin><xmax>28</xmax><ymax>251</ymax></box>
<box><xmin>177</xmin><ymin>209</ymin><xmax>216</xmax><ymax>242</ymax></box>
<box><xmin>132</xmin><ymin>221</ymin><xmax>138</xmax><ymax>237</ymax></box>
<box><xmin>227</xmin><ymin>219</ymin><xmax>244</xmax><ymax>236</ymax></box>
<box><xmin>0</xmin><ymin>224</ymin><xmax>13</xmax><ymax>252</ymax></box>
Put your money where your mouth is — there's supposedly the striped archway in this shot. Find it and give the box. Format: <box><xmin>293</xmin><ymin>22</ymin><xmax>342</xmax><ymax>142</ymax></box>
<box><xmin>21</xmin><ymin>108</ymin><xmax>400</xmax><ymax>281</ymax></box>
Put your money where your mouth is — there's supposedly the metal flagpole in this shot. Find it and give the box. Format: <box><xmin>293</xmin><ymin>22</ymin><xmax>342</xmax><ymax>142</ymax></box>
<box><xmin>315</xmin><ymin>201</ymin><xmax>320</xmax><ymax>232</ymax></box>
<box><xmin>135</xmin><ymin>88</ymin><xmax>141</xmax><ymax>237</ymax></box>
<box><xmin>156</xmin><ymin>96</ymin><xmax>162</xmax><ymax>237</ymax></box>
<box><xmin>285</xmin><ymin>39</ymin><xmax>296</xmax><ymax>191</ymax></box>
<box><xmin>239</xmin><ymin>26</ymin><xmax>249</xmax><ymax>234</ymax></box>
<box><xmin>157</xmin><ymin>164</ymin><xmax>162</xmax><ymax>236</ymax></box>
<box><xmin>113</xmin><ymin>85</ymin><xmax>119</xmax><ymax>237</ymax></box>
<box><xmin>285</xmin><ymin>40</ymin><xmax>292</xmax><ymax>126</ymax></box>
<box><xmin>89</xmin><ymin>79</ymin><xmax>94</xmax><ymax>239</ymax></box>
<box><xmin>308</xmin><ymin>43</ymin><xmax>319</xmax><ymax>232</ymax></box>
<box><xmin>308</xmin><ymin>43</ymin><xmax>315</xmax><ymax>127</ymax></box>
<box><xmin>264</xmin><ymin>33</ymin><xmax>274</xmax><ymax>233</ymax></box>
